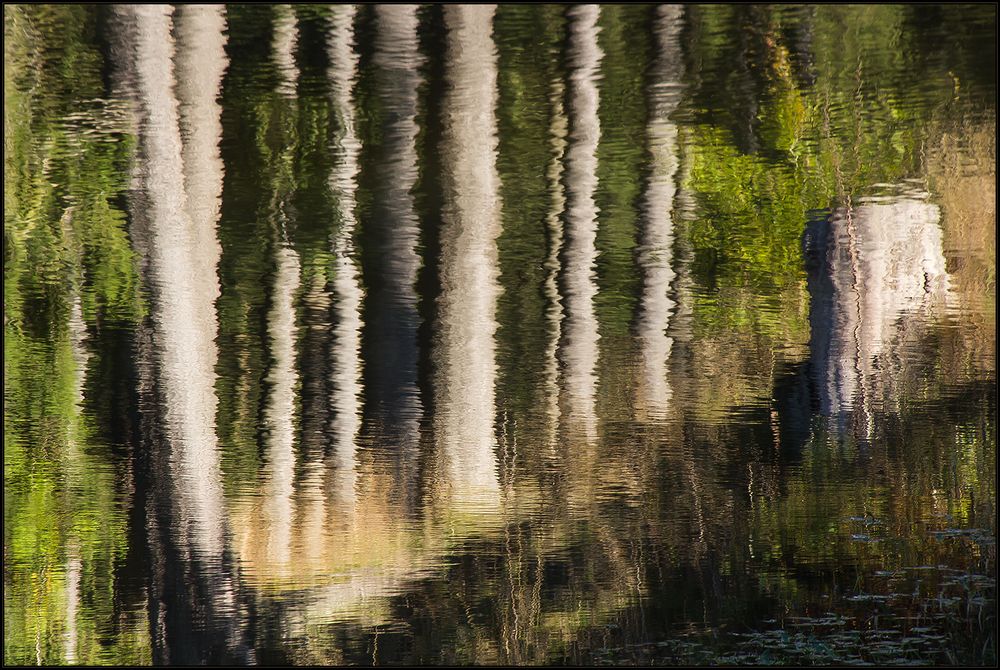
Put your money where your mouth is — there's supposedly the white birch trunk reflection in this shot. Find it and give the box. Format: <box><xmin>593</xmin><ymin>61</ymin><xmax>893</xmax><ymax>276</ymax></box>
<box><xmin>543</xmin><ymin>78</ymin><xmax>568</xmax><ymax>458</ymax></box>
<box><xmin>63</xmin><ymin>542</ymin><xmax>81</xmax><ymax>664</ymax></box>
<box><xmin>561</xmin><ymin>5</ymin><xmax>602</xmax><ymax>445</ymax></box>
<box><xmin>636</xmin><ymin>5</ymin><xmax>684</xmax><ymax>421</ymax></box>
<box><xmin>259</xmin><ymin>5</ymin><xmax>303</xmax><ymax>576</ymax></box>
<box><xmin>808</xmin><ymin>191</ymin><xmax>951</xmax><ymax>435</ymax></box>
<box><xmin>175</xmin><ymin>8</ymin><xmax>229</xmax><ymax>564</ymax></box>
<box><xmin>125</xmin><ymin>5</ymin><xmax>250</xmax><ymax>662</ymax></box>
<box><xmin>63</xmin><ymin>297</ymin><xmax>88</xmax><ymax>665</ymax></box>
<box><xmin>435</xmin><ymin>4</ymin><xmax>503</xmax><ymax>511</ymax></box>
<box><xmin>133</xmin><ymin>2</ymin><xmax>227</xmax><ymax>564</ymax></box>
<box><xmin>325</xmin><ymin>3</ymin><xmax>363</xmax><ymax>513</ymax></box>
<box><xmin>261</xmin><ymin>246</ymin><xmax>300</xmax><ymax>571</ymax></box>
<box><xmin>176</xmin><ymin>4</ymin><xmax>227</xmax><ymax>304</ymax></box>
<box><xmin>272</xmin><ymin>5</ymin><xmax>299</xmax><ymax>99</ymax></box>
<box><xmin>288</xmin><ymin>6</ymin><xmax>365</xmax><ymax>575</ymax></box>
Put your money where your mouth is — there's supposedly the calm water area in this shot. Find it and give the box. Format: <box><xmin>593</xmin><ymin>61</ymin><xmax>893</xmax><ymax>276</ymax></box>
<box><xmin>3</xmin><ymin>4</ymin><xmax>996</xmax><ymax>666</ymax></box>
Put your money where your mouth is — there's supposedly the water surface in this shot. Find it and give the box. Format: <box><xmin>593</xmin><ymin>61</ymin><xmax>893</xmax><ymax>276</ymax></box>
<box><xmin>4</xmin><ymin>4</ymin><xmax>996</xmax><ymax>666</ymax></box>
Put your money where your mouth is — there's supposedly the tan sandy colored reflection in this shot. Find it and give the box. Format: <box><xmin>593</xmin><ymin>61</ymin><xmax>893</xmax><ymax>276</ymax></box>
<box><xmin>927</xmin><ymin>119</ymin><xmax>996</xmax><ymax>377</ymax></box>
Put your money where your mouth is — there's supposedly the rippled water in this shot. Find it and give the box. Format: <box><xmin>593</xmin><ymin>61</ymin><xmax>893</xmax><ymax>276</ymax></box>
<box><xmin>4</xmin><ymin>4</ymin><xmax>996</xmax><ymax>666</ymax></box>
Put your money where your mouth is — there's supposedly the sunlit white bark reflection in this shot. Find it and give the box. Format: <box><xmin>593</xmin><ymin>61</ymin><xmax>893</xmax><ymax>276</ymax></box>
<box><xmin>62</xmin><ymin>297</ymin><xmax>89</xmax><ymax>666</ymax></box>
<box><xmin>808</xmin><ymin>190</ymin><xmax>952</xmax><ymax>437</ymax></box>
<box><xmin>125</xmin><ymin>4</ymin><xmax>249</xmax><ymax>662</ymax></box>
<box><xmin>272</xmin><ymin>5</ymin><xmax>299</xmax><ymax>99</ymax></box>
<box><xmin>260</xmin><ymin>246</ymin><xmax>300</xmax><ymax>572</ymax></box>
<box><xmin>560</xmin><ymin>4</ymin><xmax>602</xmax><ymax>447</ymax></box>
<box><xmin>543</xmin><ymin>77</ymin><xmax>568</xmax><ymax>458</ymax></box>
<box><xmin>326</xmin><ymin>5</ymin><xmax>364</xmax><ymax>514</ymax></box>
<box><xmin>635</xmin><ymin>5</ymin><xmax>684</xmax><ymax>422</ymax></box>
<box><xmin>133</xmin><ymin>1</ymin><xmax>227</xmax><ymax>565</ymax></box>
<box><xmin>434</xmin><ymin>4</ymin><xmax>503</xmax><ymax>513</ymax></box>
